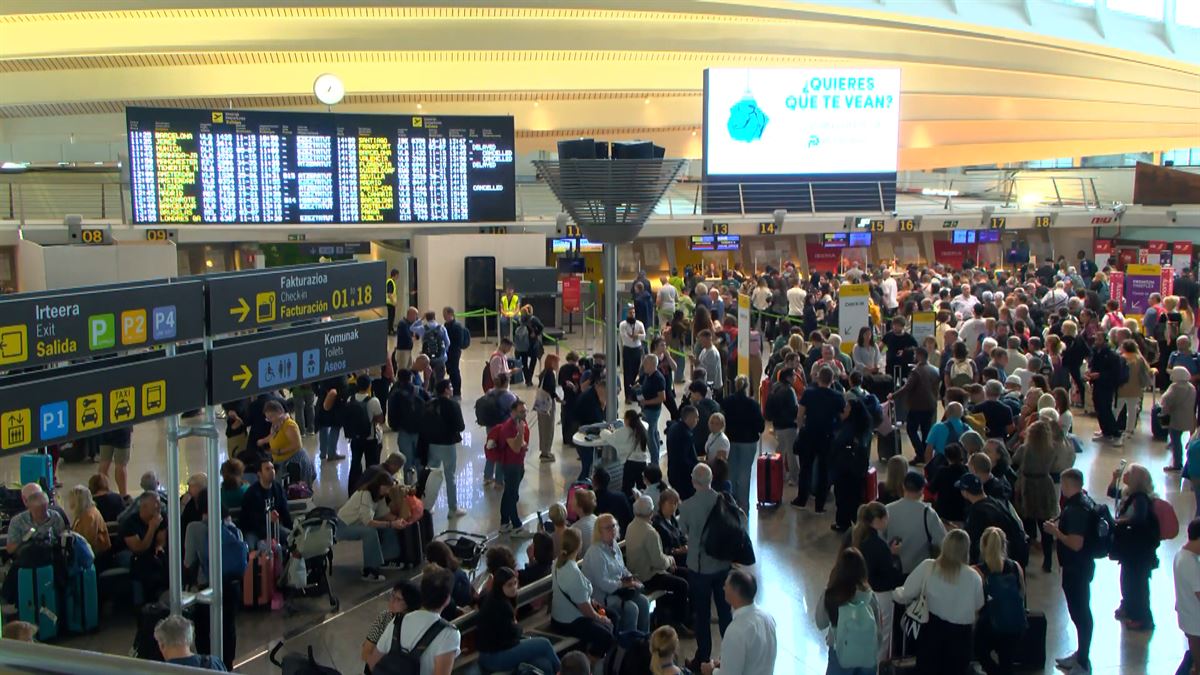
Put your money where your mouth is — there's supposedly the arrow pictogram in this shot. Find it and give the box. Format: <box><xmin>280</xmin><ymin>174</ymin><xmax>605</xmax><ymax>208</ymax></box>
<box><xmin>232</xmin><ymin>364</ymin><xmax>252</xmax><ymax>389</ymax></box>
<box><xmin>229</xmin><ymin>298</ymin><xmax>250</xmax><ymax>323</ymax></box>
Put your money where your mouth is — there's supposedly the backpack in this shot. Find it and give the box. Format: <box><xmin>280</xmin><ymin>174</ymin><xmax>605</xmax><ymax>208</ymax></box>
<box><xmin>514</xmin><ymin>323</ymin><xmax>531</xmax><ymax>353</ymax></box>
<box><xmin>221</xmin><ymin>522</ymin><xmax>249</xmax><ymax>579</ymax></box>
<box><xmin>474</xmin><ymin>390</ymin><xmax>505</xmax><ymax>428</ymax></box>
<box><xmin>454</xmin><ymin>322</ymin><xmax>471</xmax><ymax>350</ymax></box>
<box><xmin>421</xmin><ymin>326</ymin><xmax>445</xmax><ymax>360</ymax></box>
<box><xmin>604</xmin><ymin>629</ymin><xmax>651</xmax><ymax>675</ymax></box>
<box><xmin>373</xmin><ymin>614</ymin><xmax>450</xmax><ymax>675</ymax></box>
<box><xmin>288</xmin><ymin>507</ymin><xmax>339</xmax><ymax>560</ymax></box>
<box><xmin>387</xmin><ymin>386</ymin><xmax>424</xmax><ymax>435</ymax></box>
<box><xmin>1083</xmin><ymin>498</ymin><xmax>1116</xmax><ymax>559</ymax></box>
<box><xmin>701</xmin><ymin>491</ymin><xmax>755</xmax><ymax>565</ymax></box>
<box><xmin>60</xmin><ymin>530</ymin><xmax>95</xmax><ymax>574</ymax></box>
<box><xmin>949</xmin><ymin>359</ymin><xmax>975</xmax><ymax>388</ymax></box>
<box><xmin>980</xmin><ymin>563</ymin><xmax>1027</xmax><ymax>634</ymax></box>
<box><xmin>983</xmin><ymin>498</ymin><xmax>1029</xmax><ymax>568</ymax></box>
<box><xmin>833</xmin><ymin>595</ymin><xmax>878</xmax><ymax>669</ymax></box>
<box><xmin>342</xmin><ymin>396</ymin><xmax>373</xmax><ymax>441</ymax></box>
<box><xmin>1152</xmin><ymin>497</ymin><xmax>1180</xmax><ymax>540</ymax></box>
<box><xmin>420</xmin><ymin>399</ymin><xmax>448</xmax><ymax>441</ymax></box>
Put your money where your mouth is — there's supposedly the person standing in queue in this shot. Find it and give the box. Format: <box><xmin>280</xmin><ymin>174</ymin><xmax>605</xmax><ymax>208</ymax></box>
<box><xmin>386</xmin><ymin>269</ymin><xmax>399</xmax><ymax>334</ymax></box>
<box><xmin>559</xmin><ymin>352</ymin><xmax>584</xmax><ymax>448</ymax></box>
<box><xmin>793</xmin><ymin>366</ymin><xmax>845</xmax><ymax>513</ymax></box>
<box><xmin>637</xmin><ymin>353</ymin><xmax>667</xmax><ymax>466</ymax></box>
<box><xmin>620</xmin><ymin>307</ymin><xmax>647</xmax><ymax>404</ymax></box>
<box><xmin>346</xmin><ymin>375</ymin><xmax>385</xmax><ymax>495</ymax></box>
<box><xmin>394</xmin><ymin>307</ymin><xmax>418</xmax><ymax>371</ymax></box>
<box><xmin>496</xmin><ymin>399</ymin><xmax>534</xmax><ymax>539</ymax></box>
<box><xmin>442</xmin><ymin>307</ymin><xmax>470</xmax><ymax>399</ymax></box>
<box><xmin>1087</xmin><ymin>329</ymin><xmax>1124</xmax><ymax>445</ymax></box>
<box><xmin>423</xmin><ymin>380</ymin><xmax>467</xmax><ymax>519</ymax></box>
<box><xmin>721</xmin><ymin>375</ymin><xmax>765</xmax><ymax>514</ymax></box>
<box><xmin>1042</xmin><ymin>468</ymin><xmax>1096</xmax><ymax>675</ymax></box>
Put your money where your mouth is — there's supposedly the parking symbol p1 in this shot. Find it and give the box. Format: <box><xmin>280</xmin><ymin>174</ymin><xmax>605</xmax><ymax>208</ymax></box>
<box><xmin>302</xmin><ymin>349</ymin><xmax>320</xmax><ymax>379</ymax></box>
<box><xmin>39</xmin><ymin>401</ymin><xmax>68</xmax><ymax>441</ymax></box>
<box><xmin>152</xmin><ymin>305</ymin><xmax>177</xmax><ymax>341</ymax></box>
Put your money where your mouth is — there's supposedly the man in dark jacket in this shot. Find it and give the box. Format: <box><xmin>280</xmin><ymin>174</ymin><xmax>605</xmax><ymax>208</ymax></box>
<box><xmin>720</xmin><ymin>375</ymin><xmax>766</xmax><ymax>512</ymax></box>
<box><xmin>241</xmin><ymin>391</ymin><xmax>285</xmax><ymax>474</ymax></box>
<box><xmin>764</xmin><ymin>372</ymin><xmax>800</xmax><ymax>484</ymax></box>
<box><xmin>1087</xmin><ymin>330</ymin><xmax>1124</xmax><ymax>443</ymax></box>
<box><xmin>422</xmin><ymin>379</ymin><xmax>467</xmax><ymax>518</ymax></box>
<box><xmin>667</xmin><ymin>406</ymin><xmax>700</xmax><ymax>501</ymax></box>
<box><xmin>592</xmin><ymin>467</ymin><xmax>632</xmax><ymax>533</ymax></box>
<box><xmin>442</xmin><ymin>307</ymin><xmax>469</xmax><ymax>399</ymax></box>
<box><xmin>239</xmin><ymin>461</ymin><xmax>292</xmax><ymax>550</ymax></box>
<box><xmin>958</xmin><ymin>473</ymin><xmax>1028</xmax><ymax>568</ymax></box>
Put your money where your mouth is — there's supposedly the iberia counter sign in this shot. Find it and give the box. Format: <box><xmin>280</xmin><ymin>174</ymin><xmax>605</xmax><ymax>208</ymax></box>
<box><xmin>208</xmin><ymin>318</ymin><xmax>388</xmax><ymax>404</ymax></box>
<box><xmin>0</xmin><ymin>351</ymin><xmax>207</xmax><ymax>456</ymax></box>
<box><xmin>0</xmin><ymin>280</ymin><xmax>205</xmax><ymax>372</ymax></box>
<box><xmin>206</xmin><ymin>260</ymin><xmax>385</xmax><ymax>335</ymax></box>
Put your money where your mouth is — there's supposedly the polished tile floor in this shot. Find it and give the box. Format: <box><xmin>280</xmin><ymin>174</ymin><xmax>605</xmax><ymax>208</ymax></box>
<box><xmin>2</xmin><ymin>337</ymin><xmax>1193</xmax><ymax>674</ymax></box>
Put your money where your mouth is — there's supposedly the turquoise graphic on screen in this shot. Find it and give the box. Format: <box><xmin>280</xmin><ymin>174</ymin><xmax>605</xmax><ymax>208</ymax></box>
<box><xmin>726</xmin><ymin>97</ymin><xmax>768</xmax><ymax>142</ymax></box>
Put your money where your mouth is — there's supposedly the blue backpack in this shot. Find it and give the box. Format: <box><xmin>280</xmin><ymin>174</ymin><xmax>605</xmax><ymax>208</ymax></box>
<box><xmin>834</xmin><ymin>593</ymin><xmax>878</xmax><ymax>669</ymax></box>
<box><xmin>980</xmin><ymin>562</ymin><xmax>1027</xmax><ymax>634</ymax></box>
<box><xmin>221</xmin><ymin>522</ymin><xmax>249</xmax><ymax>579</ymax></box>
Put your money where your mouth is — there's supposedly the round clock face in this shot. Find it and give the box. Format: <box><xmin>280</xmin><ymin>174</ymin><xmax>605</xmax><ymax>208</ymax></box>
<box><xmin>313</xmin><ymin>73</ymin><xmax>345</xmax><ymax>105</ymax></box>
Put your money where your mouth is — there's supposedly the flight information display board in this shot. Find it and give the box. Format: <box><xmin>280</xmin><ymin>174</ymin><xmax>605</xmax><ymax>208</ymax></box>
<box><xmin>126</xmin><ymin>107</ymin><xmax>516</xmax><ymax>224</ymax></box>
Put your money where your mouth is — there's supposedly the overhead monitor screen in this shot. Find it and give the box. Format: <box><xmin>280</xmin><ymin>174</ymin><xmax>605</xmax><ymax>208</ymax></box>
<box><xmin>952</xmin><ymin>230</ymin><xmax>978</xmax><ymax>245</ymax></box>
<box><xmin>714</xmin><ymin>234</ymin><xmax>741</xmax><ymax>251</ymax></box>
<box><xmin>126</xmin><ymin>107</ymin><xmax>516</xmax><ymax>224</ymax></box>
<box><xmin>822</xmin><ymin>233</ymin><xmax>848</xmax><ymax>248</ymax></box>
<box><xmin>848</xmin><ymin>232</ymin><xmax>872</xmax><ymax>247</ymax></box>
<box><xmin>690</xmin><ymin>235</ymin><xmax>717</xmax><ymax>251</ymax></box>
<box><xmin>978</xmin><ymin>230</ymin><xmax>1001</xmax><ymax>243</ymax></box>
<box><xmin>704</xmin><ymin>68</ymin><xmax>901</xmax><ymax>176</ymax></box>
<box><xmin>551</xmin><ymin>237</ymin><xmax>603</xmax><ymax>254</ymax></box>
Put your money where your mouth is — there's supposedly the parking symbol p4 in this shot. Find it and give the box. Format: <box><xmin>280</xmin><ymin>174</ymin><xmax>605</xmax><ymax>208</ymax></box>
<box><xmin>152</xmin><ymin>305</ymin><xmax>177</xmax><ymax>341</ymax></box>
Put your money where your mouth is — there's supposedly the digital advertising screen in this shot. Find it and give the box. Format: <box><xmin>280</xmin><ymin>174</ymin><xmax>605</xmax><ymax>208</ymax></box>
<box><xmin>704</xmin><ymin>68</ymin><xmax>901</xmax><ymax>177</ymax></box>
<box><xmin>690</xmin><ymin>235</ymin><xmax>716</xmax><ymax>251</ymax></box>
<box><xmin>978</xmin><ymin>230</ymin><xmax>1001</xmax><ymax>243</ymax></box>
<box><xmin>126</xmin><ymin>107</ymin><xmax>516</xmax><ymax>224</ymax></box>
<box><xmin>714</xmin><ymin>235</ymin><xmax>741</xmax><ymax>251</ymax></box>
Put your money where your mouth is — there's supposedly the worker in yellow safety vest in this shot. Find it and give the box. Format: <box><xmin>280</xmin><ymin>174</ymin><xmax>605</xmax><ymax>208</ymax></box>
<box><xmin>500</xmin><ymin>286</ymin><xmax>520</xmax><ymax>340</ymax></box>
<box><xmin>386</xmin><ymin>268</ymin><xmax>399</xmax><ymax>334</ymax></box>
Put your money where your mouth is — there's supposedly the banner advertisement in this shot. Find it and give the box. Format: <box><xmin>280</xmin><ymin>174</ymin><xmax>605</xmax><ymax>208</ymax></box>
<box><xmin>1109</xmin><ymin>270</ymin><xmax>1124</xmax><ymax>310</ymax></box>
<box><xmin>1162</xmin><ymin>266</ymin><xmax>1175</xmax><ymax>299</ymax></box>
<box><xmin>738</xmin><ymin>294</ymin><xmax>751</xmax><ymax>379</ymax></box>
<box><xmin>1118</xmin><ymin>248</ymin><xmax>1138</xmax><ymax>269</ymax></box>
<box><xmin>1148</xmin><ymin>241</ymin><xmax>1171</xmax><ymax>266</ymax></box>
<box><xmin>932</xmin><ymin>239</ymin><xmax>977</xmax><ymax>270</ymax></box>
<box><xmin>1094</xmin><ymin>239</ymin><xmax>1113</xmax><ymax>271</ymax></box>
<box><xmin>1174</xmin><ymin>242</ymin><xmax>1193</xmax><ymax>272</ymax></box>
<box><xmin>805</xmin><ymin>242</ymin><xmax>841</xmax><ymax>274</ymax></box>
<box><xmin>911</xmin><ymin>311</ymin><xmax>935</xmax><ymax>344</ymax></box>
<box><xmin>838</xmin><ymin>284</ymin><xmax>870</xmax><ymax>354</ymax></box>
<box><xmin>562</xmin><ymin>276</ymin><xmax>581</xmax><ymax>313</ymax></box>
<box><xmin>1124</xmin><ymin>264</ymin><xmax>1162</xmax><ymax>316</ymax></box>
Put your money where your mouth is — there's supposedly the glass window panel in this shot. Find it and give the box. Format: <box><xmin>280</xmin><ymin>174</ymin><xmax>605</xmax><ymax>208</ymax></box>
<box><xmin>1178</xmin><ymin>0</ymin><xmax>1200</xmax><ymax>27</ymax></box>
<box><xmin>1108</xmin><ymin>0</ymin><xmax>1164</xmax><ymax>20</ymax></box>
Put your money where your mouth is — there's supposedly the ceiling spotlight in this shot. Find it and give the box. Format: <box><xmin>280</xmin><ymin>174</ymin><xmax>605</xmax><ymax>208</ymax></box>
<box><xmin>534</xmin><ymin>99</ymin><xmax>540</xmax><ymax>107</ymax></box>
<box><xmin>691</xmin><ymin>130</ymin><xmax>697</xmax><ymax>136</ymax></box>
<box><xmin>416</xmin><ymin>102</ymin><xmax>423</xmax><ymax>109</ymax></box>
<box><xmin>644</xmin><ymin>97</ymin><xmax>650</xmax><ymax>105</ymax></box>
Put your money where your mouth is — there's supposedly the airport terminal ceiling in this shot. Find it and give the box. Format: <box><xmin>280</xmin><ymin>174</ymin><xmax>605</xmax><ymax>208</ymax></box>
<box><xmin>0</xmin><ymin>0</ymin><xmax>1197</xmax><ymax>169</ymax></box>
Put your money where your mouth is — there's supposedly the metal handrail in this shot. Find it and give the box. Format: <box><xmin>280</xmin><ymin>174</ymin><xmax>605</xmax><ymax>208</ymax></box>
<box><xmin>0</xmin><ymin>172</ymin><xmax>1110</xmax><ymax>226</ymax></box>
<box><xmin>0</xmin><ymin>639</ymin><xmax>221</xmax><ymax>674</ymax></box>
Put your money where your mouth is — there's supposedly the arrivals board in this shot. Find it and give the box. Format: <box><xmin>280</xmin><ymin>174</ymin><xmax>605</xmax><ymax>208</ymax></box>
<box><xmin>0</xmin><ymin>351</ymin><xmax>208</xmax><ymax>456</ymax></box>
<box><xmin>126</xmin><ymin>107</ymin><xmax>516</xmax><ymax>225</ymax></box>
<box><xmin>0</xmin><ymin>280</ymin><xmax>206</xmax><ymax>372</ymax></box>
<box><xmin>208</xmin><ymin>319</ymin><xmax>387</xmax><ymax>404</ymax></box>
<box><xmin>205</xmin><ymin>261</ymin><xmax>385</xmax><ymax>335</ymax></box>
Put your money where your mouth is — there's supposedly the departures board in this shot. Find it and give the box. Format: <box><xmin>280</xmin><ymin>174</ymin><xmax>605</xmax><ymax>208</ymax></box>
<box><xmin>126</xmin><ymin>107</ymin><xmax>515</xmax><ymax>225</ymax></box>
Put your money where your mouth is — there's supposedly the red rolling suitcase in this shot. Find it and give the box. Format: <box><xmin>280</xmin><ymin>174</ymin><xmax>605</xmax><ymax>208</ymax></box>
<box><xmin>864</xmin><ymin>466</ymin><xmax>878</xmax><ymax>502</ymax></box>
<box><xmin>757</xmin><ymin>442</ymin><xmax>784</xmax><ymax>508</ymax></box>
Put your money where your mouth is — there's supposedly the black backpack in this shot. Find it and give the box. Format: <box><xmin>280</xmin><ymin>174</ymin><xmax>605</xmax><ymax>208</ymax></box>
<box><xmin>387</xmin><ymin>386</ymin><xmax>424</xmax><ymax>435</ymax></box>
<box><xmin>474</xmin><ymin>390</ymin><xmax>505</xmax><ymax>428</ymax></box>
<box><xmin>1083</xmin><ymin>496</ymin><xmax>1116</xmax><ymax>559</ymax></box>
<box><xmin>373</xmin><ymin>614</ymin><xmax>450</xmax><ymax>675</ymax></box>
<box><xmin>701</xmin><ymin>491</ymin><xmax>755</xmax><ymax>565</ymax></box>
<box><xmin>420</xmin><ymin>399</ymin><xmax>448</xmax><ymax>441</ymax></box>
<box><xmin>421</xmin><ymin>326</ymin><xmax>446</xmax><ymax>359</ymax></box>
<box><xmin>342</xmin><ymin>396</ymin><xmax>373</xmax><ymax>441</ymax></box>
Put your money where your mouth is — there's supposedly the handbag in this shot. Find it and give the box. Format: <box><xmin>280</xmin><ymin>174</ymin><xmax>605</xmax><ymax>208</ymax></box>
<box><xmin>901</xmin><ymin>565</ymin><xmax>931</xmax><ymax>640</ymax></box>
<box><xmin>533</xmin><ymin>388</ymin><xmax>554</xmax><ymax>415</ymax></box>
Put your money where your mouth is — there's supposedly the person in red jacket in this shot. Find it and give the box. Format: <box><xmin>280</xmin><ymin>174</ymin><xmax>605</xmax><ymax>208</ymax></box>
<box><xmin>495</xmin><ymin>399</ymin><xmax>532</xmax><ymax>539</ymax></box>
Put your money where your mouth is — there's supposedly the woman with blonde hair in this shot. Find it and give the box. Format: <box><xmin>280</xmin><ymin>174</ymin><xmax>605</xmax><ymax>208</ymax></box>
<box><xmin>547</xmin><ymin>502</ymin><xmax>567</xmax><ymax>559</ymax></box>
<box><xmin>550</xmin><ymin>527</ymin><xmax>615</xmax><ymax>659</ymax></box>
<box><xmin>879</xmin><ymin>456</ymin><xmax>909</xmax><ymax>504</ymax></box>
<box><xmin>973</xmin><ymin>526</ymin><xmax>1026</xmax><ymax>675</ymax></box>
<box><xmin>894</xmin><ymin>529</ymin><xmax>984</xmax><ymax>674</ymax></box>
<box><xmin>65</xmin><ymin>484</ymin><xmax>111</xmax><ymax>561</ymax></box>
<box><xmin>1116</xmin><ymin>339</ymin><xmax>1154</xmax><ymax>440</ymax></box>
<box><xmin>649</xmin><ymin>625</ymin><xmax>686</xmax><ymax>675</ymax></box>
<box><xmin>580</xmin><ymin>514</ymin><xmax>651</xmax><ymax>633</ymax></box>
<box><xmin>1106</xmin><ymin>463</ymin><xmax>1163</xmax><ymax>631</ymax></box>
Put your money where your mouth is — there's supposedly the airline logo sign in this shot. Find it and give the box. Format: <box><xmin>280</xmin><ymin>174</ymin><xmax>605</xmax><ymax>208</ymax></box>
<box><xmin>0</xmin><ymin>351</ymin><xmax>206</xmax><ymax>456</ymax></box>
<box><xmin>0</xmin><ymin>281</ymin><xmax>204</xmax><ymax>373</ymax></box>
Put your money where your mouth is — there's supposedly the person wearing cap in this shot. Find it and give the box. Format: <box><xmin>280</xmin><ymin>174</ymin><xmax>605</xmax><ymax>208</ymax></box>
<box><xmin>1162</xmin><ymin>365</ymin><xmax>1197</xmax><ymax>472</ymax></box>
<box><xmin>959</xmin><ymin>472</ymin><xmax>1029</xmax><ymax>568</ymax></box>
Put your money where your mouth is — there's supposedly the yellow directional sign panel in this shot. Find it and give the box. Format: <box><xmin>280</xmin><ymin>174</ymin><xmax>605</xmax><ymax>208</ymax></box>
<box><xmin>230</xmin><ymin>297</ymin><xmax>250</xmax><ymax>323</ymax></box>
<box><xmin>1</xmin><ymin>408</ymin><xmax>31</xmax><ymax>450</ymax></box>
<box><xmin>142</xmin><ymin>380</ymin><xmax>166</xmax><ymax>416</ymax></box>
<box><xmin>110</xmin><ymin>387</ymin><xmax>135</xmax><ymax>423</ymax></box>
<box><xmin>0</xmin><ymin>325</ymin><xmax>27</xmax><ymax>366</ymax></box>
<box><xmin>76</xmin><ymin>393</ymin><xmax>103</xmax><ymax>431</ymax></box>
<box><xmin>255</xmin><ymin>291</ymin><xmax>277</xmax><ymax>323</ymax></box>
